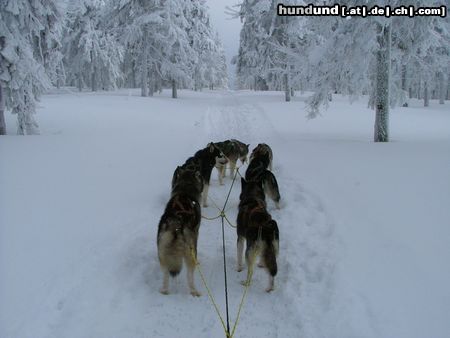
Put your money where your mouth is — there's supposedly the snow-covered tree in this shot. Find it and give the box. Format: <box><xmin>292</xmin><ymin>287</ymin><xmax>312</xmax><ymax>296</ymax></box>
<box><xmin>188</xmin><ymin>1</ymin><xmax>228</xmax><ymax>90</ymax></box>
<box><xmin>206</xmin><ymin>32</ymin><xmax>228</xmax><ymax>89</ymax></box>
<box><xmin>63</xmin><ymin>0</ymin><xmax>123</xmax><ymax>92</ymax></box>
<box><xmin>108</xmin><ymin>0</ymin><xmax>163</xmax><ymax>96</ymax></box>
<box><xmin>236</xmin><ymin>0</ymin><xmax>305</xmax><ymax>99</ymax></box>
<box><xmin>109</xmin><ymin>0</ymin><xmax>192</xmax><ymax>98</ymax></box>
<box><xmin>0</xmin><ymin>0</ymin><xmax>63</xmax><ymax>135</ymax></box>
<box><xmin>236</xmin><ymin>0</ymin><xmax>272</xmax><ymax>90</ymax></box>
<box><xmin>302</xmin><ymin>0</ymin><xmax>449</xmax><ymax>142</ymax></box>
<box><xmin>159</xmin><ymin>0</ymin><xmax>197</xmax><ymax>98</ymax></box>
<box><xmin>109</xmin><ymin>0</ymin><xmax>225</xmax><ymax>97</ymax></box>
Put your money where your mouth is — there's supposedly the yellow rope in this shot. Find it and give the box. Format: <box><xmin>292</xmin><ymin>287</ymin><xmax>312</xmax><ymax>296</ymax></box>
<box><xmin>202</xmin><ymin>214</ymin><xmax>222</xmax><ymax>221</ymax></box>
<box><xmin>193</xmin><ymin>164</ymin><xmax>253</xmax><ymax>337</ymax></box>
<box><xmin>191</xmin><ymin>248</ymin><xmax>231</xmax><ymax>338</ymax></box>
<box><xmin>223</xmin><ymin>213</ymin><xmax>237</xmax><ymax>228</ymax></box>
<box><xmin>230</xmin><ymin>257</ymin><xmax>255</xmax><ymax>337</ymax></box>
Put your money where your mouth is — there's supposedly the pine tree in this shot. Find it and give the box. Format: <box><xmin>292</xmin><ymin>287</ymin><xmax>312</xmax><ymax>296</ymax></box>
<box><xmin>236</xmin><ymin>0</ymin><xmax>272</xmax><ymax>90</ymax></box>
<box><xmin>63</xmin><ymin>0</ymin><xmax>123</xmax><ymax>92</ymax></box>
<box><xmin>0</xmin><ymin>0</ymin><xmax>63</xmax><ymax>135</ymax></box>
<box><xmin>187</xmin><ymin>1</ymin><xmax>228</xmax><ymax>90</ymax></box>
<box><xmin>301</xmin><ymin>0</ymin><xmax>449</xmax><ymax>142</ymax></box>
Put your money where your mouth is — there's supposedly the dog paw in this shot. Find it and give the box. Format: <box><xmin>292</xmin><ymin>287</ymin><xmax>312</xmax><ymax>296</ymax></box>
<box><xmin>236</xmin><ymin>265</ymin><xmax>243</xmax><ymax>272</ymax></box>
<box><xmin>159</xmin><ymin>288</ymin><xmax>169</xmax><ymax>295</ymax></box>
<box><xmin>190</xmin><ymin>290</ymin><xmax>201</xmax><ymax>297</ymax></box>
<box><xmin>257</xmin><ymin>262</ymin><xmax>265</xmax><ymax>268</ymax></box>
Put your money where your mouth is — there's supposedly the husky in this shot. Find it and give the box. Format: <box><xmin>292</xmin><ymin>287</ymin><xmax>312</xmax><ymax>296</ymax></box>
<box><xmin>249</xmin><ymin>143</ymin><xmax>273</xmax><ymax>171</ymax></box>
<box><xmin>245</xmin><ymin>155</ymin><xmax>281</xmax><ymax>209</ymax></box>
<box><xmin>172</xmin><ymin>142</ymin><xmax>225</xmax><ymax>207</ymax></box>
<box><xmin>214</xmin><ymin>139</ymin><xmax>249</xmax><ymax>185</ymax></box>
<box><xmin>157</xmin><ymin>166</ymin><xmax>204</xmax><ymax>296</ymax></box>
<box><xmin>236</xmin><ymin>178</ymin><xmax>279</xmax><ymax>292</ymax></box>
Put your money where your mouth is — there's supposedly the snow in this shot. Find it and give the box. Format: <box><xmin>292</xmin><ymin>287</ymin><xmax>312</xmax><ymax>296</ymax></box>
<box><xmin>1</xmin><ymin>89</ymin><xmax>450</xmax><ymax>338</ymax></box>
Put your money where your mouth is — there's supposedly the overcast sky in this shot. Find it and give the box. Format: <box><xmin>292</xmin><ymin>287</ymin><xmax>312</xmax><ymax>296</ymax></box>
<box><xmin>207</xmin><ymin>0</ymin><xmax>242</xmax><ymax>88</ymax></box>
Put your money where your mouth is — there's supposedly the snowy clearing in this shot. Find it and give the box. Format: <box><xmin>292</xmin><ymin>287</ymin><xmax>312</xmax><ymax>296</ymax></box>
<box><xmin>1</xmin><ymin>89</ymin><xmax>450</xmax><ymax>338</ymax></box>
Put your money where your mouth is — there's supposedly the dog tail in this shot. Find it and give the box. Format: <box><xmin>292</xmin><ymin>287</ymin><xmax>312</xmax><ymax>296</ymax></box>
<box><xmin>262</xmin><ymin>220</ymin><xmax>279</xmax><ymax>277</ymax></box>
<box><xmin>262</xmin><ymin>170</ymin><xmax>281</xmax><ymax>204</ymax></box>
<box><xmin>158</xmin><ymin>218</ymin><xmax>184</xmax><ymax>277</ymax></box>
<box><xmin>263</xmin><ymin>241</ymin><xmax>278</xmax><ymax>277</ymax></box>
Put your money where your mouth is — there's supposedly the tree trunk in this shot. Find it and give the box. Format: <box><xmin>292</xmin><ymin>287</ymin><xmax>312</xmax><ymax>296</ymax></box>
<box><xmin>91</xmin><ymin>67</ymin><xmax>97</xmax><ymax>92</ymax></box>
<box><xmin>132</xmin><ymin>60</ymin><xmax>137</xmax><ymax>88</ymax></box>
<box><xmin>17</xmin><ymin>92</ymin><xmax>39</xmax><ymax>135</ymax></box>
<box><xmin>291</xmin><ymin>88</ymin><xmax>294</xmax><ymax>97</ymax></box>
<box><xmin>148</xmin><ymin>72</ymin><xmax>154</xmax><ymax>97</ymax></box>
<box><xmin>172</xmin><ymin>80</ymin><xmax>177</xmax><ymax>99</ymax></box>
<box><xmin>439</xmin><ymin>73</ymin><xmax>445</xmax><ymax>104</ymax></box>
<box><xmin>140</xmin><ymin>56</ymin><xmax>148</xmax><ymax>97</ymax></box>
<box><xmin>284</xmin><ymin>73</ymin><xmax>291</xmax><ymax>102</ymax></box>
<box><xmin>0</xmin><ymin>84</ymin><xmax>6</xmax><ymax>135</ymax></box>
<box><xmin>78</xmin><ymin>75</ymin><xmax>83</xmax><ymax>92</ymax></box>
<box><xmin>424</xmin><ymin>81</ymin><xmax>429</xmax><ymax>107</ymax></box>
<box><xmin>56</xmin><ymin>66</ymin><xmax>61</xmax><ymax>90</ymax></box>
<box><xmin>401</xmin><ymin>64</ymin><xmax>408</xmax><ymax>107</ymax></box>
<box><xmin>141</xmin><ymin>30</ymin><xmax>149</xmax><ymax>97</ymax></box>
<box><xmin>91</xmin><ymin>51</ymin><xmax>97</xmax><ymax>92</ymax></box>
<box><xmin>374</xmin><ymin>23</ymin><xmax>391</xmax><ymax>143</ymax></box>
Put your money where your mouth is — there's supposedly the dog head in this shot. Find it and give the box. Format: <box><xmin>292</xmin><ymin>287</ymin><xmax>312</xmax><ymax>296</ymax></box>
<box><xmin>240</xmin><ymin>143</ymin><xmax>250</xmax><ymax>163</ymax></box>
<box><xmin>207</xmin><ymin>142</ymin><xmax>226</xmax><ymax>165</ymax></box>
<box><xmin>172</xmin><ymin>166</ymin><xmax>204</xmax><ymax>195</ymax></box>
<box><xmin>250</xmin><ymin>143</ymin><xmax>271</xmax><ymax>163</ymax></box>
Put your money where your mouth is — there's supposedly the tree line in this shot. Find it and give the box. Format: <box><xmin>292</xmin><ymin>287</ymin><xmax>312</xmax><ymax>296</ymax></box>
<box><xmin>235</xmin><ymin>0</ymin><xmax>450</xmax><ymax>142</ymax></box>
<box><xmin>0</xmin><ymin>0</ymin><xmax>228</xmax><ymax>135</ymax></box>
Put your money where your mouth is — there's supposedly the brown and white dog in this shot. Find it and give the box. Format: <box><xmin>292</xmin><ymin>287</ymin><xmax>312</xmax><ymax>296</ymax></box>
<box><xmin>236</xmin><ymin>178</ymin><xmax>279</xmax><ymax>292</ymax></box>
<box><xmin>214</xmin><ymin>139</ymin><xmax>249</xmax><ymax>185</ymax></box>
<box><xmin>246</xmin><ymin>144</ymin><xmax>280</xmax><ymax>209</ymax></box>
<box><xmin>158</xmin><ymin>166</ymin><xmax>204</xmax><ymax>296</ymax></box>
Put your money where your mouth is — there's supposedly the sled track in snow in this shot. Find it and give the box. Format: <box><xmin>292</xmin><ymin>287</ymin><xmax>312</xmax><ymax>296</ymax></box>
<box><xmin>24</xmin><ymin>91</ymin><xmax>342</xmax><ymax>338</ymax></box>
<box><xmin>197</xmin><ymin>92</ymin><xmax>341</xmax><ymax>337</ymax></box>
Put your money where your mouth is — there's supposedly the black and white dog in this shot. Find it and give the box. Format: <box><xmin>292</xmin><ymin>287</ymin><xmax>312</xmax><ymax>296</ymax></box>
<box><xmin>172</xmin><ymin>142</ymin><xmax>226</xmax><ymax>207</ymax></box>
<box><xmin>246</xmin><ymin>144</ymin><xmax>280</xmax><ymax>209</ymax></box>
<box><xmin>236</xmin><ymin>178</ymin><xmax>279</xmax><ymax>292</ymax></box>
<box><xmin>158</xmin><ymin>166</ymin><xmax>204</xmax><ymax>296</ymax></box>
<box><xmin>214</xmin><ymin>139</ymin><xmax>249</xmax><ymax>184</ymax></box>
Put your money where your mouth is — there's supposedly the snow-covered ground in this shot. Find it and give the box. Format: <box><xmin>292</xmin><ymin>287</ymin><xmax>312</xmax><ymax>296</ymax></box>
<box><xmin>1</xmin><ymin>89</ymin><xmax>449</xmax><ymax>338</ymax></box>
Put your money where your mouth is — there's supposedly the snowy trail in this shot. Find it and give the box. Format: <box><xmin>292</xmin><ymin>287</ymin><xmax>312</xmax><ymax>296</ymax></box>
<box><xmin>2</xmin><ymin>90</ymin><xmax>360</xmax><ymax>338</ymax></box>
<box><xmin>197</xmin><ymin>91</ymin><xmax>342</xmax><ymax>337</ymax></box>
<box><xmin>34</xmin><ymin>91</ymin><xmax>342</xmax><ymax>338</ymax></box>
<box><xmin>3</xmin><ymin>89</ymin><xmax>450</xmax><ymax>338</ymax></box>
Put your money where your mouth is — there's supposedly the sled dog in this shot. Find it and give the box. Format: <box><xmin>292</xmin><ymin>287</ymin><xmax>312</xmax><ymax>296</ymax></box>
<box><xmin>245</xmin><ymin>150</ymin><xmax>281</xmax><ymax>209</ymax></box>
<box><xmin>236</xmin><ymin>178</ymin><xmax>279</xmax><ymax>292</ymax></box>
<box><xmin>157</xmin><ymin>166</ymin><xmax>204</xmax><ymax>296</ymax></box>
<box><xmin>214</xmin><ymin>139</ymin><xmax>249</xmax><ymax>184</ymax></box>
<box><xmin>249</xmin><ymin>143</ymin><xmax>273</xmax><ymax>171</ymax></box>
<box><xmin>172</xmin><ymin>142</ymin><xmax>225</xmax><ymax>207</ymax></box>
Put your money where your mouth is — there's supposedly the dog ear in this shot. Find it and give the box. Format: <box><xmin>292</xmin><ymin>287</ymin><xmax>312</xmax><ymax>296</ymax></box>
<box><xmin>174</xmin><ymin>166</ymin><xmax>181</xmax><ymax>179</ymax></box>
<box><xmin>207</xmin><ymin>142</ymin><xmax>215</xmax><ymax>153</ymax></box>
<box><xmin>195</xmin><ymin>170</ymin><xmax>202</xmax><ymax>182</ymax></box>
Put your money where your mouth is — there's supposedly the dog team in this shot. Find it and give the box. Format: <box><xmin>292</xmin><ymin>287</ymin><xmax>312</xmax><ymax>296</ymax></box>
<box><xmin>157</xmin><ymin>139</ymin><xmax>281</xmax><ymax>296</ymax></box>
